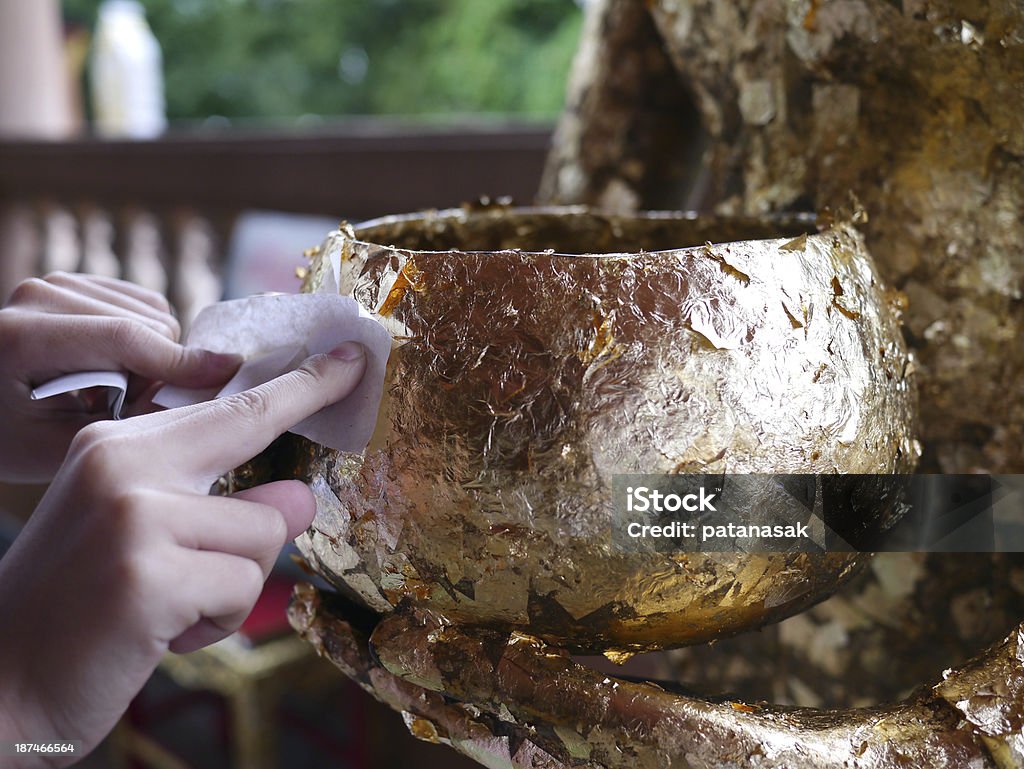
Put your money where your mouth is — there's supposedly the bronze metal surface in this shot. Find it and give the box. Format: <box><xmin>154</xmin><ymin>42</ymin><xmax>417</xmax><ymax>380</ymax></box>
<box><xmin>541</xmin><ymin>0</ymin><xmax>1024</xmax><ymax>474</ymax></box>
<box><xmin>290</xmin><ymin>583</ymin><xmax>1010</xmax><ymax>769</ymax></box>
<box><xmin>262</xmin><ymin>207</ymin><xmax>920</xmax><ymax>655</ymax></box>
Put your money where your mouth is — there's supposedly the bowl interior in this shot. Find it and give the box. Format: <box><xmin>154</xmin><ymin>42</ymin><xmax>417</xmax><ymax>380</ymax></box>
<box><xmin>355</xmin><ymin>208</ymin><xmax>813</xmax><ymax>255</ymax></box>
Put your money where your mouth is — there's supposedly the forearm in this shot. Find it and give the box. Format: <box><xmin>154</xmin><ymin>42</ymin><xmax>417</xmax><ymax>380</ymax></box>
<box><xmin>0</xmin><ymin>686</ymin><xmax>67</xmax><ymax>769</ymax></box>
<box><xmin>0</xmin><ymin>542</ymin><xmax>72</xmax><ymax>769</ymax></box>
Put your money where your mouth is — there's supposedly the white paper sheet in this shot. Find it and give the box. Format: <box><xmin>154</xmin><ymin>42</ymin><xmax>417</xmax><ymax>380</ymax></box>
<box><xmin>152</xmin><ymin>293</ymin><xmax>392</xmax><ymax>452</ymax></box>
<box><xmin>30</xmin><ymin>370</ymin><xmax>130</xmax><ymax>419</ymax></box>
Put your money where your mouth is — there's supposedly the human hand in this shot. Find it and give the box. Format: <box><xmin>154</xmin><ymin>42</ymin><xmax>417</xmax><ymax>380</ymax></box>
<box><xmin>0</xmin><ymin>272</ymin><xmax>243</xmax><ymax>483</ymax></box>
<box><xmin>0</xmin><ymin>343</ymin><xmax>366</xmax><ymax>767</ymax></box>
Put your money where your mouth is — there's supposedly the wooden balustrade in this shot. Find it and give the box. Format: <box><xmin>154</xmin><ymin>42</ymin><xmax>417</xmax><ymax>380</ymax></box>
<box><xmin>0</xmin><ymin>123</ymin><xmax>552</xmax><ymax>316</ymax></box>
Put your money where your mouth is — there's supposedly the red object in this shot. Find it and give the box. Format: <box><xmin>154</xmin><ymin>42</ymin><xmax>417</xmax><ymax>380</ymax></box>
<box><xmin>238</xmin><ymin>574</ymin><xmax>296</xmax><ymax>643</ymax></box>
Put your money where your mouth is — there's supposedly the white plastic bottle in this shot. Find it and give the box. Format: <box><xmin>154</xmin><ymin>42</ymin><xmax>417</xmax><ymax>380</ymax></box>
<box><xmin>90</xmin><ymin>0</ymin><xmax>167</xmax><ymax>139</ymax></box>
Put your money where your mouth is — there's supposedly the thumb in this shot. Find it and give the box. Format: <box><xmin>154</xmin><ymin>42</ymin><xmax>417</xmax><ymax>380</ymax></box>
<box><xmin>232</xmin><ymin>480</ymin><xmax>316</xmax><ymax>541</ymax></box>
<box><xmin>160</xmin><ymin>341</ymin><xmax>367</xmax><ymax>481</ymax></box>
<box><xmin>16</xmin><ymin>313</ymin><xmax>242</xmax><ymax>387</ymax></box>
<box><xmin>98</xmin><ymin>317</ymin><xmax>243</xmax><ymax>386</ymax></box>
<box><xmin>158</xmin><ymin>344</ymin><xmax>244</xmax><ymax>388</ymax></box>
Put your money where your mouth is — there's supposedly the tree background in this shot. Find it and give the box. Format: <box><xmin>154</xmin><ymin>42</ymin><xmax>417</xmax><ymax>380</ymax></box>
<box><xmin>62</xmin><ymin>0</ymin><xmax>584</xmax><ymax>124</ymax></box>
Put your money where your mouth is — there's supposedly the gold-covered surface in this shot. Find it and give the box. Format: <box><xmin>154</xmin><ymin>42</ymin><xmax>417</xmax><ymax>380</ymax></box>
<box><xmin>289</xmin><ymin>583</ymin><xmax>1002</xmax><ymax>769</ymax></box>
<box><xmin>284</xmin><ymin>207</ymin><xmax>917</xmax><ymax>654</ymax></box>
<box><xmin>541</xmin><ymin>0</ymin><xmax>1024</xmax><ymax>474</ymax></box>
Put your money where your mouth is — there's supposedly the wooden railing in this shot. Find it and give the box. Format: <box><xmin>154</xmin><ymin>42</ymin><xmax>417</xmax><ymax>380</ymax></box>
<box><xmin>0</xmin><ymin>122</ymin><xmax>552</xmax><ymax>318</ymax></box>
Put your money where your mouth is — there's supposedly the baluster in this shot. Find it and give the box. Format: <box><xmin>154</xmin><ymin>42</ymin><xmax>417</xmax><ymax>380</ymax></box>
<box><xmin>118</xmin><ymin>207</ymin><xmax>169</xmax><ymax>297</ymax></box>
<box><xmin>0</xmin><ymin>203</ymin><xmax>42</xmax><ymax>302</ymax></box>
<box><xmin>40</xmin><ymin>204</ymin><xmax>81</xmax><ymax>275</ymax></box>
<box><xmin>168</xmin><ymin>209</ymin><xmax>223</xmax><ymax>329</ymax></box>
<box><xmin>78</xmin><ymin>204</ymin><xmax>121</xmax><ymax>279</ymax></box>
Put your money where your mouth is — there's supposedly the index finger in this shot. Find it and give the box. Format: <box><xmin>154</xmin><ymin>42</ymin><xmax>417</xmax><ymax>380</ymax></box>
<box><xmin>153</xmin><ymin>343</ymin><xmax>366</xmax><ymax>487</ymax></box>
<box><xmin>65</xmin><ymin>273</ymin><xmax>175</xmax><ymax>315</ymax></box>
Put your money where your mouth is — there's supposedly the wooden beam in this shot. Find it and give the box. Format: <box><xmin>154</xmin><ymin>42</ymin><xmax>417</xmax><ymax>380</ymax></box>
<box><xmin>0</xmin><ymin>123</ymin><xmax>552</xmax><ymax>220</ymax></box>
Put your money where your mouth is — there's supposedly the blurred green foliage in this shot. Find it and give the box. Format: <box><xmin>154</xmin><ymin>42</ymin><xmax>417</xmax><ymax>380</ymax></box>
<box><xmin>62</xmin><ymin>0</ymin><xmax>583</xmax><ymax>123</ymax></box>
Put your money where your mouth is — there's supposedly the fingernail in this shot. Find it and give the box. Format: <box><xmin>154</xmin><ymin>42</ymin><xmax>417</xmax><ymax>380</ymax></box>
<box><xmin>206</xmin><ymin>351</ymin><xmax>245</xmax><ymax>369</ymax></box>
<box><xmin>328</xmin><ymin>341</ymin><xmax>365</xmax><ymax>361</ymax></box>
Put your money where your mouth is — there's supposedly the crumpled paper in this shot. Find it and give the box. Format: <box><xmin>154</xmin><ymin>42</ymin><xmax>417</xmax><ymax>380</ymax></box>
<box><xmin>30</xmin><ymin>370</ymin><xmax>129</xmax><ymax>418</ymax></box>
<box><xmin>152</xmin><ymin>293</ymin><xmax>391</xmax><ymax>452</ymax></box>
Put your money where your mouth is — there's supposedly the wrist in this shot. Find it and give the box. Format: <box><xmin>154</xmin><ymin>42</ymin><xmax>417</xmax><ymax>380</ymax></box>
<box><xmin>0</xmin><ymin>653</ymin><xmax>38</xmax><ymax>742</ymax></box>
<box><xmin>0</xmin><ymin>692</ymin><xmax>33</xmax><ymax>769</ymax></box>
<box><xmin>0</xmin><ymin>693</ymin><xmax>26</xmax><ymax>742</ymax></box>
<box><xmin>0</xmin><ymin>571</ymin><xmax>54</xmax><ymax>765</ymax></box>
<box><xmin>0</xmin><ymin>697</ymin><xmax>71</xmax><ymax>769</ymax></box>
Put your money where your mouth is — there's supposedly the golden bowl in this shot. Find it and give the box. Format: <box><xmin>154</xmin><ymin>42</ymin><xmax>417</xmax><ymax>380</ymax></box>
<box><xmin>267</xmin><ymin>206</ymin><xmax>917</xmax><ymax>655</ymax></box>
